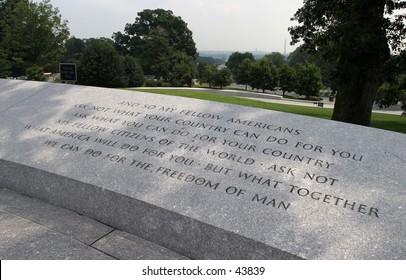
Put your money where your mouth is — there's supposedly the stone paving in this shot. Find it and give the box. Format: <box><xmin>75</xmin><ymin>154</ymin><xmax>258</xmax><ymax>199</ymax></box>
<box><xmin>0</xmin><ymin>188</ymin><xmax>189</xmax><ymax>260</ymax></box>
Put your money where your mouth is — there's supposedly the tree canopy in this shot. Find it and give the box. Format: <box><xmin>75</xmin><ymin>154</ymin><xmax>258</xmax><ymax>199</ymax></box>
<box><xmin>279</xmin><ymin>64</ymin><xmax>296</xmax><ymax>96</ymax></box>
<box><xmin>264</xmin><ymin>52</ymin><xmax>286</xmax><ymax>68</ymax></box>
<box><xmin>225</xmin><ymin>52</ymin><xmax>255</xmax><ymax>77</ymax></box>
<box><xmin>65</xmin><ymin>37</ymin><xmax>86</xmax><ymax>63</ymax></box>
<box><xmin>0</xmin><ymin>0</ymin><xmax>69</xmax><ymax>77</ymax></box>
<box><xmin>290</xmin><ymin>0</ymin><xmax>406</xmax><ymax>126</ymax></box>
<box><xmin>249</xmin><ymin>59</ymin><xmax>279</xmax><ymax>93</ymax></box>
<box><xmin>123</xmin><ymin>55</ymin><xmax>144</xmax><ymax>87</ymax></box>
<box><xmin>113</xmin><ymin>9</ymin><xmax>197</xmax><ymax>80</ymax></box>
<box><xmin>168</xmin><ymin>51</ymin><xmax>195</xmax><ymax>87</ymax></box>
<box><xmin>203</xmin><ymin>65</ymin><xmax>233</xmax><ymax>89</ymax></box>
<box><xmin>113</xmin><ymin>9</ymin><xmax>197</xmax><ymax>59</ymax></box>
<box><xmin>79</xmin><ymin>39</ymin><xmax>126</xmax><ymax>88</ymax></box>
<box><xmin>235</xmin><ymin>58</ymin><xmax>254</xmax><ymax>90</ymax></box>
<box><xmin>294</xmin><ymin>63</ymin><xmax>323</xmax><ymax>99</ymax></box>
<box><xmin>288</xmin><ymin>46</ymin><xmax>309</xmax><ymax>67</ymax></box>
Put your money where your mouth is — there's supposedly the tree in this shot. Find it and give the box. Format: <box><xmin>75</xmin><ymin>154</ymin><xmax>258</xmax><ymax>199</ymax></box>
<box><xmin>26</xmin><ymin>65</ymin><xmax>45</xmax><ymax>81</ymax></box>
<box><xmin>113</xmin><ymin>9</ymin><xmax>197</xmax><ymax>59</ymax></box>
<box><xmin>279</xmin><ymin>64</ymin><xmax>296</xmax><ymax>96</ymax></box>
<box><xmin>376</xmin><ymin>53</ymin><xmax>406</xmax><ymax>111</ymax></box>
<box><xmin>204</xmin><ymin>65</ymin><xmax>232</xmax><ymax>89</ymax></box>
<box><xmin>196</xmin><ymin>61</ymin><xmax>208</xmax><ymax>83</ymax></box>
<box><xmin>169</xmin><ymin>51</ymin><xmax>196</xmax><ymax>87</ymax></box>
<box><xmin>376</xmin><ymin>79</ymin><xmax>406</xmax><ymax>112</ymax></box>
<box><xmin>288</xmin><ymin>45</ymin><xmax>338</xmax><ymax>94</ymax></box>
<box><xmin>0</xmin><ymin>48</ymin><xmax>10</xmax><ymax>77</ymax></box>
<box><xmin>215</xmin><ymin>67</ymin><xmax>233</xmax><ymax>89</ymax></box>
<box><xmin>0</xmin><ymin>0</ymin><xmax>69</xmax><ymax>76</ymax></box>
<box><xmin>294</xmin><ymin>63</ymin><xmax>323</xmax><ymax>99</ymax></box>
<box><xmin>288</xmin><ymin>46</ymin><xmax>309</xmax><ymax>67</ymax></box>
<box><xmin>79</xmin><ymin>40</ymin><xmax>126</xmax><ymax>88</ymax></box>
<box><xmin>196</xmin><ymin>56</ymin><xmax>224</xmax><ymax>65</ymax></box>
<box><xmin>0</xmin><ymin>0</ymin><xmax>25</xmax><ymax>37</ymax></box>
<box><xmin>290</xmin><ymin>0</ymin><xmax>406</xmax><ymax>126</ymax></box>
<box><xmin>398</xmin><ymin>76</ymin><xmax>406</xmax><ymax>112</ymax></box>
<box><xmin>65</xmin><ymin>37</ymin><xmax>86</xmax><ymax>63</ymax></box>
<box><xmin>140</xmin><ymin>27</ymin><xmax>174</xmax><ymax>79</ymax></box>
<box><xmin>264</xmin><ymin>52</ymin><xmax>286</xmax><ymax>68</ymax></box>
<box><xmin>113</xmin><ymin>9</ymin><xmax>196</xmax><ymax>82</ymax></box>
<box><xmin>123</xmin><ymin>55</ymin><xmax>144</xmax><ymax>87</ymax></box>
<box><xmin>235</xmin><ymin>58</ymin><xmax>254</xmax><ymax>90</ymax></box>
<box><xmin>225</xmin><ymin>52</ymin><xmax>255</xmax><ymax>77</ymax></box>
<box><xmin>249</xmin><ymin>58</ymin><xmax>279</xmax><ymax>93</ymax></box>
<box><xmin>203</xmin><ymin>64</ymin><xmax>217</xmax><ymax>87</ymax></box>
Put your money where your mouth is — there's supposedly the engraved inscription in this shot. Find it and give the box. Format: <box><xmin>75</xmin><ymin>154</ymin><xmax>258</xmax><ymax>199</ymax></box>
<box><xmin>24</xmin><ymin>96</ymin><xmax>382</xmax><ymax>219</ymax></box>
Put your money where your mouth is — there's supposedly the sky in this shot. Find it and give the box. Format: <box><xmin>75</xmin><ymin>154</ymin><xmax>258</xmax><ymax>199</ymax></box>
<box><xmin>39</xmin><ymin>0</ymin><xmax>304</xmax><ymax>53</ymax></box>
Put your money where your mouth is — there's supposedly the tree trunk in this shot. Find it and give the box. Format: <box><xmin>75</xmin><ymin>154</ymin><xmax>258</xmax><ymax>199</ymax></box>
<box><xmin>332</xmin><ymin>67</ymin><xmax>384</xmax><ymax>126</ymax></box>
<box><xmin>331</xmin><ymin>1</ymin><xmax>389</xmax><ymax>127</ymax></box>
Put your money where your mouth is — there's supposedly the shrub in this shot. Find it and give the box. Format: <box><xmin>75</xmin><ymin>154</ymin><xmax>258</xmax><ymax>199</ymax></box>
<box><xmin>26</xmin><ymin>66</ymin><xmax>46</xmax><ymax>81</ymax></box>
<box><xmin>124</xmin><ymin>56</ymin><xmax>145</xmax><ymax>87</ymax></box>
<box><xmin>79</xmin><ymin>40</ymin><xmax>127</xmax><ymax>88</ymax></box>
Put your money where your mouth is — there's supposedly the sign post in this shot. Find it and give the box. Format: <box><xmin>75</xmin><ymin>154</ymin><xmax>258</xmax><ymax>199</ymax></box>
<box><xmin>60</xmin><ymin>63</ymin><xmax>77</xmax><ymax>82</ymax></box>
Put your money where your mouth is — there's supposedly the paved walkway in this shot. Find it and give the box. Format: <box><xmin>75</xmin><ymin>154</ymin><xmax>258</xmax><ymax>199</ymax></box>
<box><xmin>0</xmin><ymin>188</ymin><xmax>189</xmax><ymax>260</ymax></box>
<box><xmin>135</xmin><ymin>87</ymin><xmax>404</xmax><ymax>116</ymax></box>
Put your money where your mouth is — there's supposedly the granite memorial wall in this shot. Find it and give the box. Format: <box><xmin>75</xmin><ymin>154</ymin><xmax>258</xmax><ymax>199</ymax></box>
<box><xmin>0</xmin><ymin>79</ymin><xmax>405</xmax><ymax>259</ymax></box>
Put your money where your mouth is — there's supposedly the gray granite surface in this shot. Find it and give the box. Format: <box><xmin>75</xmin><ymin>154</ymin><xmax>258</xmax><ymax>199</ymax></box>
<box><xmin>0</xmin><ymin>188</ymin><xmax>113</xmax><ymax>245</ymax></box>
<box><xmin>0</xmin><ymin>80</ymin><xmax>54</xmax><ymax>112</ymax></box>
<box><xmin>92</xmin><ymin>230</ymin><xmax>190</xmax><ymax>260</ymax></box>
<box><xmin>0</xmin><ymin>209</ymin><xmax>114</xmax><ymax>260</ymax></box>
<box><xmin>0</xmin><ymin>79</ymin><xmax>405</xmax><ymax>259</ymax></box>
<box><xmin>0</xmin><ymin>187</ymin><xmax>188</xmax><ymax>260</ymax></box>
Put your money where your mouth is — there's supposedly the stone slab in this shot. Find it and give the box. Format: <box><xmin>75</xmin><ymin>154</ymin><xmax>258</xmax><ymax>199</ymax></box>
<box><xmin>92</xmin><ymin>230</ymin><xmax>190</xmax><ymax>260</ymax></box>
<box><xmin>0</xmin><ymin>80</ymin><xmax>54</xmax><ymax>112</ymax></box>
<box><xmin>0</xmin><ymin>79</ymin><xmax>405</xmax><ymax>259</ymax></box>
<box><xmin>0</xmin><ymin>187</ymin><xmax>114</xmax><ymax>245</ymax></box>
<box><xmin>0</xmin><ymin>209</ymin><xmax>114</xmax><ymax>260</ymax></box>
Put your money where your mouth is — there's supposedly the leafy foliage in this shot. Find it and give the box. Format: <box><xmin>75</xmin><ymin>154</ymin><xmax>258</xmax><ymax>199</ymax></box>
<box><xmin>169</xmin><ymin>51</ymin><xmax>196</xmax><ymax>87</ymax></box>
<box><xmin>140</xmin><ymin>27</ymin><xmax>173</xmax><ymax>79</ymax></box>
<box><xmin>26</xmin><ymin>65</ymin><xmax>45</xmax><ymax>81</ymax></box>
<box><xmin>225</xmin><ymin>52</ymin><xmax>255</xmax><ymax>77</ymax></box>
<box><xmin>278</xmin><ymin>64</ymin><xmax>296</xmax><ymax>96</ymax></box>
<box><xmin>123</xmin><ymin>55</ymin><xmax>144</xmax><ymax>87</ymax></box>
<box><xmin>294</xmin><ymin>63</ymin><xmax>323</xmax><ymax>99</ymax></box>
<box><xmin>0</xmin><ymin>0</ymin><xmax>69</xmax><ymax>76</ymax></box>
<box><xmin>264</xmin><ymin>52</ymin><xmax>286</xmax><ymax>68</ymax></box>
<box><xmin>289</xmin><ymin>0</ymin><xmax>406</xmax><ymax>125</ymax></box>
<box><xmin>0</xmin><ymin>48</ymin><xmax>10</xmax><ymax>77</ymax></box>
<box><xmin>113</xmin><ymin>9</ymin><xmax>197</xmax><ymax>82</ymax></box>
<box><xmin>376</xmin><ymin>52</ymin><xmax>406</xmax><ymax>111</ymax></box>
<box><xmin>113</xmin><ymin>9</ymin><xmax>196</xmax><ymax>58</ymax></box>
<box><xmin>376</xmin><ymin>80</ymin><xmax>406</xmax><ymax>111</ymax></box>
<box><xmin>65</xmin><ymin>37</ymin><xmax>86</xmax><ymax>63</ymax></box>
<box><xmin>79</xmin><ymin>40</ymin><xmax>126</xmax><ymax>88</ymax></box>
<box><xmin>215</xmin><ymin>67</ymin><xmax>233</xmax><ymax>89</ymax></box>
<box><xmin>204</xmin><ymin>65</ymin><xmax>233</xmax><ymax>89</ymax></box>
<box><xmin>196</xmin><ymin>56</ymin><xmax>224</xmax><ymax>65</ymax></box>
<box><xmin>249</xmin><ymin>59</ymin><xmax>279</xmax><ymax>93</ymax></box>
<box><xmin>288</xmin><ymin>46</ymin><xmax>309</xmax><ymax>67</ymax></box>
<box><xmin>196</xmin><ymin>61</ymin><xmax>208</xmax><ymax>82</ymax></box>
<box><xmin>235</xmin><ymin>58</ymin><xmax>254</xmax><ymax>90</ymax></box>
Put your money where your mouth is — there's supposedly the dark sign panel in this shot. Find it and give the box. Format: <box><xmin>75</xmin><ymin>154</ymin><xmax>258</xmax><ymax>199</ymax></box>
<box><xmin>60</xmin><ymin>63</ymin><xmax>77</xmax><ymax>82</ymax></box>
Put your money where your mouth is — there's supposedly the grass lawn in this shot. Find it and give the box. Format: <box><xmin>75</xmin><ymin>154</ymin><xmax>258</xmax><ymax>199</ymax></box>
<box><xmin>127</xmin><ymin>88</ymin><xmax>406</xmax><ymax>134</ymax></box>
